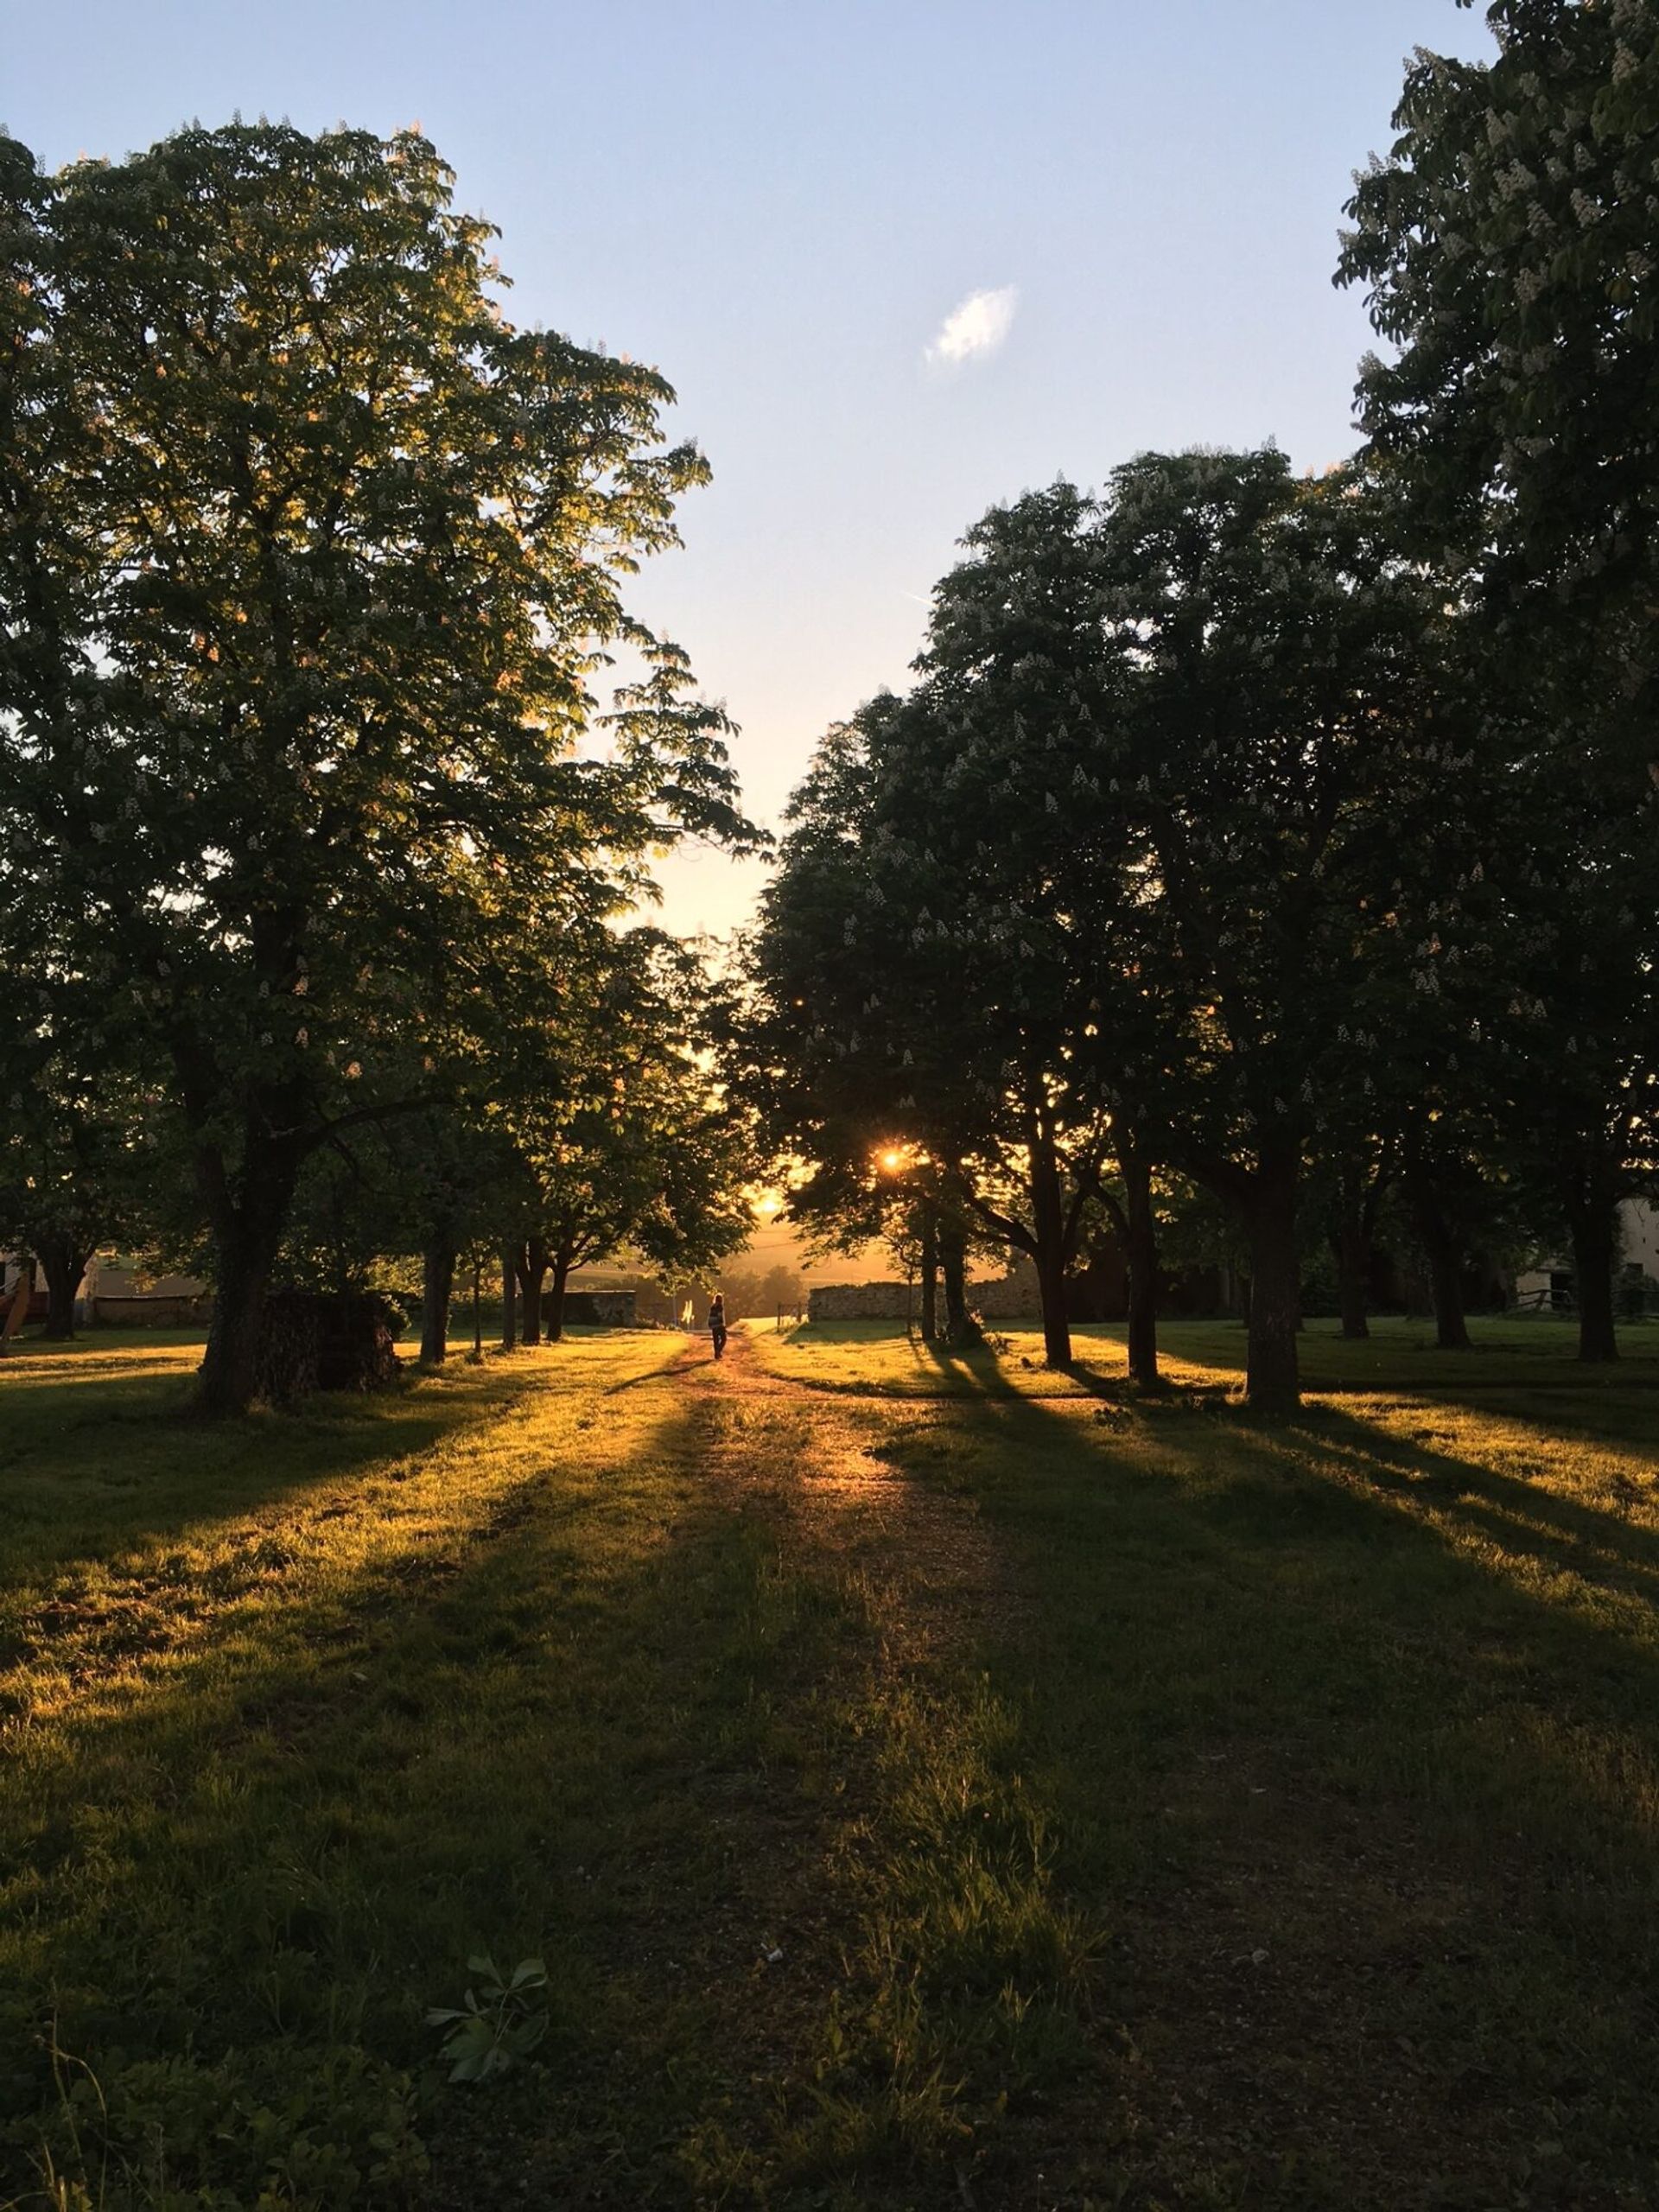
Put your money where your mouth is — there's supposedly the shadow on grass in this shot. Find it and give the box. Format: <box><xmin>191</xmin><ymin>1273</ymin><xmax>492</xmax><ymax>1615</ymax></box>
<box><xmin>16</xmin><ymin>1329</ymin><xmax>1659</xmax><ymax>2208</ymax></box>
<box><xmin>796</xmin><ymin>1313</ymin><xmax>1659</xmax><ymax>1416</ymax></box>
<box><xmin>0</xmin><ymin>1357</ymin><xmax>536</xmax><ymax>1586</ymax></box>
<box><xmin>1265</xmin><ymin>1399</ymin><xmax>1659</xmax><ymax>1620</ymax></box>
<box><xmin>1347</xmin><ymin>1379</ymin><xmax>1659</xmax><ymax>1471</ymax></box>
<box><xmin>769</xmin><ymin>1326</ymin><xmax>1127</xmax><ymax>1403</ymax></box>
<box><xmin>869</xmin><ymin>1356</ymin><xmax>1659</xmax><ymax>2200</ymax></box>
<box><xmin>924</xmin><ymin>1362</ymin><xmax>1659</xmax><ymax>1859</ymax></box>
<box><xmin>0</xmin><ymin>1356</ymin><xmax>1014</xmax><ymax>2210</ymax></box>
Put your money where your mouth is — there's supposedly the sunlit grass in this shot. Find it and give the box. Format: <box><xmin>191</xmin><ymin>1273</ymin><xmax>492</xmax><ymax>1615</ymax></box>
<box><xmin>754</xmin><ymin>1310</ymin><xmax>1659</xmax><ymax>1399</ymax></box>
<box><xmin>5</xmin><ymin>1320</ymin><xmax>1659</xmax><ymax>2206</ymax></box>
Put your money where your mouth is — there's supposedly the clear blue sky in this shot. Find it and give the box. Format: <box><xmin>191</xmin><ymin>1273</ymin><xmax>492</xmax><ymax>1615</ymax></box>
<box><xmin>10</xmin><ymin>1</ymin><xmax>1496</xmax><ymax>937</ymax></box>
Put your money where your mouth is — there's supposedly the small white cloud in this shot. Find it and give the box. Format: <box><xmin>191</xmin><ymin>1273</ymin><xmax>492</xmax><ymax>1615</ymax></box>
<box><xmin>925</xmin><ymin>285</ymin><xmax>1018</xmax><ymax>371</ymax></box>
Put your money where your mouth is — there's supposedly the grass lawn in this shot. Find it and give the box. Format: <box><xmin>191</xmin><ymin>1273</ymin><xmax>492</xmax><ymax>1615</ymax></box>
<box><xmin>3</xmin><ymin>1316</ymin><xmax>1659</xmax><ymax>2207</ymax></box>
<box><xmin>752</xmin><ymin>1308</ymin><xmax>1659</xmax><ymax>1397</ymax></box>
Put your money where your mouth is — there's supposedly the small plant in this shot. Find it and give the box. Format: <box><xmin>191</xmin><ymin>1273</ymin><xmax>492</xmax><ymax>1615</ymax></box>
<box><xmin>425</xmin><ymin>1954</ymin><xmax>549</xmax><ymax>2084</ymax></box>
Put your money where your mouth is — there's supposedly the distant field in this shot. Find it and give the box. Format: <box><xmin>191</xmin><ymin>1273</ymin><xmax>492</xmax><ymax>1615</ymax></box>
<box><xmin>3</xmin><ymin>1319</ymin><xmax>1658</xmax><ymax>2208</ymax></box>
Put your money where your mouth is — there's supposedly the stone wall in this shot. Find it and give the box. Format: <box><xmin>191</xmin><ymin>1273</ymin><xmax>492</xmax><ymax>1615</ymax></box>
<box><xmin>807</xmin><ymin>1280</ymin><xmax>913</xmax><ymax>1321</ymax></box>
<box><xmin>969</xmin><ymin>1268</ymin><xmax>1043</xmax><ymax>1319</ymax></box>
<box><xmin>809</xmin><ymin>1268</ymin><xmax>1040</xmax><ymax>1323</ymax></box>
<box><xmin>91</xmin><ymin>1294</ymin><xmax>208</xmax><ymax>1326</ymax></box>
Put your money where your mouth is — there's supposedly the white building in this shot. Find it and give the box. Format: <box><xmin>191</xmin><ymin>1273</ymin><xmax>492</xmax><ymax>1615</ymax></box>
<box><xmin>1514</xmin><ymin>1198</ymin><xmax>1659</xmax><ymax>1310</ymax></box>
<box><xmin>0</xmin><ymin>1250</ymin><xmax>204</xmax><ymax>1325</ymax></box>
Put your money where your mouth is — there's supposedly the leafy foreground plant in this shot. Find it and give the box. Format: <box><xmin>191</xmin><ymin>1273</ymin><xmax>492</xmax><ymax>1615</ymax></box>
<box><xmin>425</xmin><ymin>1956</ymin><xmax>549</xmax><ymax>2085</ymax></box>
<box><xmin>22</xmin><ymin>2040</ymin><xmax>428</xmax><ymax>2212</ymax></box>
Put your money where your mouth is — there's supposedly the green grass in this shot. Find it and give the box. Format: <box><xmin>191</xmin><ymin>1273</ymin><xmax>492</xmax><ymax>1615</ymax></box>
<box><xmin>3</xmin><ymin>1319</ymin><xmax>1659</xmax><ymax>2207</ymax></box>
<box><xmin>757</xmin><ymin>1308</ymin><xmax>1659</xmax><ymax>1398</ymax></box>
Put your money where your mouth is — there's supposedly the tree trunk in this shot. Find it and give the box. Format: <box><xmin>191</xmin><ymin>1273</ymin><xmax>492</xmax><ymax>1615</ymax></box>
<box><xmin>940</xmin><ymin>1217</ymin><xmax>981</xmax><ymax>1345</ymax></box>
<box><xmin>500</xmin><ymin>1246</ymin><xmax>518</xmax><ymax>1350</ymax></box>
<box><xmin>1566</xmin><ymin>1151</ymin><xmax>1620</xmax><ymax>1363</ymax></box>
<box><xmin>36</xmin><ymin>1234</ymin><xmax>92</xmax><ymax>1341</ymax></box>
<box><xmin>1424</xmin><ymin>1232</ymin><xmax>1472</xmax><ymax>1351</ymax></box>
<box><xmin>471</xmin><ymin>1258</ymin><xmax>482</xmax><ymax>1358</ymax></box>
<box><xmin>198</xmin><ymin>1211</ymin><xmax>285</xmax><ymax>1414</ymax></box>
<box><xmin>1404</xmin><ymin>1153</ymin><xmax>1471</xmax><ymax>1351</ymax></box>
<box><xmin>1029</xmin><ymin>1121</ymin><xmax>1072</xmax><ymax>1369</ymax></box>
<box><xmin>1335</xmin><ymin>1157</ymin><xmax>1371</xmax><ymax>1341</ymax></box>
<box><xmin>1243</xmin><ymin>1152</ymin><xmax>1301</xmax><ymax>1415</ymax></box>
<box><xmin>1332</xmin><ymin>1229</ymin><xmax>1369</xmax><ymax>1339</ymax></box>
<box><xmin>1335</xmin><ymin>1221</ymin><xmax>1370</xmax><ymax>1340</ymax></box>
<box><xmin>544</xmin><ymin>1246</ymin><xmax>574</xmax><ymax>1343</ymax></box>
<box><xmin>195</xmin><ymin>1130</ymin><xmax>302</xmax><ymax>1415</ymax></box>
<box><xmin>919</xmin><ymin>1207</ymin><xmax>939</xmax><ymax>1342</ymax></box>
<box><xmin>420</xmin><ymin>1243</ymin><xmax>454</xmax><ymax>1363</ymax></box>
<box><xmin>1122</xmin><ymin>1141</ymin><xmax>1160</xmax><ymax>1388</ymax></box>
<box><xmin>519</xmin><ymin>1237</ymin><xmax>550</xmax><ymax>1346</ymax></box>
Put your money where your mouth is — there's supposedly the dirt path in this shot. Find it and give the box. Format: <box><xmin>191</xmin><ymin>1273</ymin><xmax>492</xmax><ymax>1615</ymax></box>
<box><xmin>654</xmin><ymin>1332</ymin><xmax>1648</xmax><ymax>2212</ymax></box>
<box><xmin>674</xmin><ymin>1324</ymin><xmax>1023</xmax><ymax>1662</ymax></box>
<box><xmin>428</xmin><ymin>1326</ymin><xmax>1046</xmax><ymax>2210</ymax></box>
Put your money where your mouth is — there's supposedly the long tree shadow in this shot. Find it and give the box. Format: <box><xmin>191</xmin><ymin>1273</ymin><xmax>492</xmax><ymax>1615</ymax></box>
<box><xmin>1354</xmin><ymin>1377</ymin><xmax>1659</xmax><ymax>1467</ymax></box>
<box><xmin>0</xmin><ymin>1351</ymin><xmax>559</xmax><ymax>1586</ymax></box>
<box><xmin>17</xmin><ymin>1335</ymin><xmax>1659</xmax><ymax>2209</ymax></box>
<box><xmin>950</xmin><ymin>1376</ymin><xmax>1659</xmax><ymax>1779</ymax></box>
<box><xmin>874</xmin><ymin>1365</ymin><xmax>1659</xmax><ymax>2203</ymax></box>
<box><xmin>1268</xmin><ymin>1401</ymin><xmax>1659</xmax><ymax>1613</ymax></box>
<box><xmin>909</xmin><ymin>1333</ymin><xmax>1029</xmax><ymax>1398</ymax></box>
<box><xmin>0</xmin><ymin>1368</ymin><xmax>785</xmax><ymax>2193</ymax></box>
<box><xmin>0</xmin><ymin>1354</ymin><xmax>1066</xmax><ymax>2212</ymax></box>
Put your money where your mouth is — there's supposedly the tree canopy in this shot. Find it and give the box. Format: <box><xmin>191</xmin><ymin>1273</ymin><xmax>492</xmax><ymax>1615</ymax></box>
<box><xmin>0</xmin><ymin>123</ymin><xmax>757</xmax><ymax>1404</ymax></box>
<box><xmin>7</xmin><ymin>40</ymin><xmax>1659</xmax><ymax>1414</ymax></box>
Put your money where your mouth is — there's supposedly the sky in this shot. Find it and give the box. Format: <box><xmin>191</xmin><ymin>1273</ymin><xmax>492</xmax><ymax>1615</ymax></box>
<box><xmin>8</xmin><ymin>0</ymin><xmax>1498</xmax><ymax>945</ymax></box>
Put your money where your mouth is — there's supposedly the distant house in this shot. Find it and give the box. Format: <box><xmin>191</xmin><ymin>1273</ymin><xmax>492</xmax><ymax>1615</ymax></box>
<box><xmin>1514</xmin><ymin>1198</ymin><xmax>1659</xmax><ymax>1313</ymax></box>
<box><xmin>0</xmin><ymin>1250</ymin><xmax>206</xmax><ymax>1326</ymax></box>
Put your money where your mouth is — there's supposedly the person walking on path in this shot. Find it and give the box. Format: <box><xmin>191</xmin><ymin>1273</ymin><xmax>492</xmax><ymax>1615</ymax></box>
<box><xmin>709</xmin><ymin>1293</ymin><xmax>728</xmax><ymax>1361</ymax></box>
